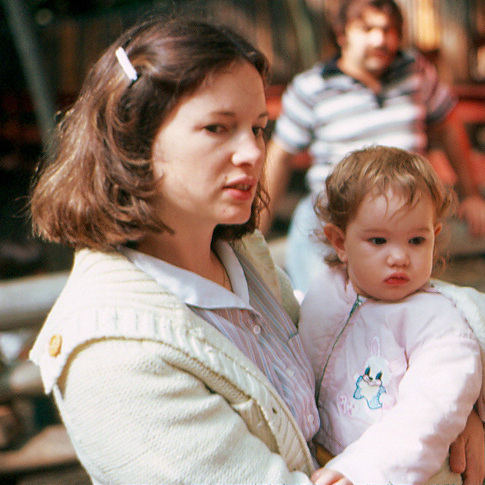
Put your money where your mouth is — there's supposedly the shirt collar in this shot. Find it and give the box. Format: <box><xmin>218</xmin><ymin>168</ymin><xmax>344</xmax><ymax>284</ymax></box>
<box><xmin>119</xmin><ymin>241</ymin><xmax>251</xmax><ymax>310</ymax></box>
<box><xmin>322</xmin><ymin>50</ymin><xmax>411</xmax><ymax>83</ymax></box>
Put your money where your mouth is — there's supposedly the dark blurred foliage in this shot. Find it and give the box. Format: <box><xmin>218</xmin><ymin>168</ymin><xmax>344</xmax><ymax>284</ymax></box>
<box><xmin>27</xmin><ymin>0</ymin><xmax>152</xmax><ymax>17</ymax></box>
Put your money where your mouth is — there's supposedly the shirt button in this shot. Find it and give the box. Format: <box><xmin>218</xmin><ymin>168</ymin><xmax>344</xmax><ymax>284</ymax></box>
<box><xmin>307</xmin><ymin>414</ymin><xmax>315</xmax><ymax>424</ymax></box>
<box><xmin>48</xmin><ymin>334</ymin><xmax>62</xmax><ymax>357</ymax></box>
<box><xmin>286</xmin><ymin>368</ymin><xmax>295</xmax><ymax>377</ymax></box>
<box><xmin>253</xmin><ymin>325</ymin><xmax>261</xmax><ymax>335</ymax></box>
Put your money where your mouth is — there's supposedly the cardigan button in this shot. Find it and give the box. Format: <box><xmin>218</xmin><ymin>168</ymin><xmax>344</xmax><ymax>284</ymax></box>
<box><xmin>48</xmin><ymin>334</ymin><xmax>62</xmax><ymax>357</ymax></box>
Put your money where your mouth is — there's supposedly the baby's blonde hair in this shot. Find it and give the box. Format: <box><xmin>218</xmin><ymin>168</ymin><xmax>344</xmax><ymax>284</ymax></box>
<box><xmin>315</xmin><ymin>145</ymin><xmax>457</xmax><ymax>268</ymax></box>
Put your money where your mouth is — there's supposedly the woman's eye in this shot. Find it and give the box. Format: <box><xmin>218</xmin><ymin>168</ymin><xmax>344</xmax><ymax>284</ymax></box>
<box><xmin>205</xmin><ymin>124</ymin><xmax>226</xmax><ymax>134</ymax></box>
<box><xmin>409</xmin><ymin>236</ymin><xmax>425</xmax><ymax>245</ymax></box>
<box><xmin>369</xmin><ymin>237</ymin><xmax>386</xmax><ymax>245</ymax></box>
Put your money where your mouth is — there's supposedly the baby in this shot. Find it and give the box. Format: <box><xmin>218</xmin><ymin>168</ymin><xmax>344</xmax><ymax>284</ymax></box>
<box><xmin>299</xmin><ymin>145</ymin><xmax>483</xmax><ymax>485</ymax></box>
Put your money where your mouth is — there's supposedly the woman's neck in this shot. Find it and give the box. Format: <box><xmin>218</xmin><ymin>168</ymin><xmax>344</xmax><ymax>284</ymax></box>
<box><xmin>135</xmin><ymin>229</ymin><xmax>229</xmax><ymax>288</ymax></box>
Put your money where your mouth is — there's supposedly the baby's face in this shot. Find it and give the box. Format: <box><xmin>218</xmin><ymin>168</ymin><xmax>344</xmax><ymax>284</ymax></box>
<box><xmin>339</xmin><ymin>190</ymin><xmax>440</xmax><ymax>301</ymax></box>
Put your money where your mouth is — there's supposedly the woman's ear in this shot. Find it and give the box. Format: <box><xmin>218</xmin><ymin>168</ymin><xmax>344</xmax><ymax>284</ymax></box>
<box><xmin>324</xmin><ymin>223</ymin><xmax>347</xmax><ymax>263</ymax></box>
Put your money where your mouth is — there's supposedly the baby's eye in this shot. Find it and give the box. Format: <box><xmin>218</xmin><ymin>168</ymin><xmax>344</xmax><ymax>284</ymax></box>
<box><xmin>369</xmin><ymin>237</ymin><xmax>386</xmax><ymax>245</ymax></box>
<box><xmin>409</xmin><ymin>236</ymin><xmax>425</xmax><ymax>245</ymax></box>
<box><xmin>205</xmin><ymin>124</ymin><xmax>226</xmax><ymax>134</ymax></box>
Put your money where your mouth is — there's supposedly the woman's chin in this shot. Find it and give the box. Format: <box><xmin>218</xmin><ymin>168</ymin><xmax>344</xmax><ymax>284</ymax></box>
<box><xmin>219</xmin><ymin>210</ymin><xmax>252</xmax><ymax>227</ymax></box>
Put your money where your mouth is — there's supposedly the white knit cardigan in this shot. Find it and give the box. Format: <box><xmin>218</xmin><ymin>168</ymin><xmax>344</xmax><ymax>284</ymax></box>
<box><xmin>30</xmin><ymin>231</ymin><xmax>315</xmax><ymax>484</ymax></box>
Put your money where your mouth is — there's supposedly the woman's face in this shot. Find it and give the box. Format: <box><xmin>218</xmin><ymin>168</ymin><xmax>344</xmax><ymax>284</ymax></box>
<box><xmin>151</xmin><ymin>61</ymin><xmax>268</xmax><ymax>234</ymax></box>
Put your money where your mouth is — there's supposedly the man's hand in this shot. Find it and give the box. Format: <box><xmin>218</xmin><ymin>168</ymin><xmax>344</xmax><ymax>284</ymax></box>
<box><xmin>457</xmin><ymin>195</ymin><xmax>485</xmax><ymax>238</ymax></box>
<box><xmin>449</xmin><ymin>408</ymin><xmax>485</xmax><ymax>485</ymax></box>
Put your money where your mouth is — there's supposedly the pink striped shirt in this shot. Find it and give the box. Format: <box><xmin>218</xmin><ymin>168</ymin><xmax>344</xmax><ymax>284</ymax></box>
<box><xmin>122</xmin><ymin>241</ymin><xmax>319</xmax><ymax>442</ymax></box>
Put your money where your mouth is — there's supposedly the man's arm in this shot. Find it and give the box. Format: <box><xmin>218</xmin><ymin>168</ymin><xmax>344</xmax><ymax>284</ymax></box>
<box><xmin>428</xmin><ymin>116</ymin><xmax>485</xmax><ymax>238</ymax></box>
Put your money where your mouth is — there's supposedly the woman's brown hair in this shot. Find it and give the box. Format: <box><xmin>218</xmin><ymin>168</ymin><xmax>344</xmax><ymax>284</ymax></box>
<box><xmin>31</xmin><ymin>16</ymin><xmax>269</xmax><ymax>250</ymax></box>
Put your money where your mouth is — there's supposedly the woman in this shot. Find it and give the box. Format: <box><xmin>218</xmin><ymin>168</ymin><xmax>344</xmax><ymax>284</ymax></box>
<box><xmin>29</xmin><ymin>14</ymin><xmax>482</xmax><ymax>485</ymax></box>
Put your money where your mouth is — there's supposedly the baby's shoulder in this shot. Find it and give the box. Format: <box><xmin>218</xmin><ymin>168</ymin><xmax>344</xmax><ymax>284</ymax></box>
<box><xmin>386</xmin><ymin>286</ymin><xmax>460</xmax><ymax>313</ymax></box>
<box><xmin>377</xmin><ymin>287</ymin><xmax>471</xmax><ymax>341</ymax></box>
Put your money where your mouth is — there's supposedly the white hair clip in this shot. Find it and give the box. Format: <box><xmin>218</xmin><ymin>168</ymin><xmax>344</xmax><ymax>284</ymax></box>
<box><xmin>115</xmin><ymin>47</ymin><xmax>138</xmax><ymax>82</ymax></box>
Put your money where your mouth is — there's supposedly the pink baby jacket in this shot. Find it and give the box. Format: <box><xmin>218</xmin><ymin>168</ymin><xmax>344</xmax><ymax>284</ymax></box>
<box><xmin>299</xmin><ymin>263</ymin><xmax>482</xmax><ymax>485</ymax></box>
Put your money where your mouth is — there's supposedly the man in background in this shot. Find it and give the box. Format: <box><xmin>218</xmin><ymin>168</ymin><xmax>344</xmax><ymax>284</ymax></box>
<box><xmin>263</xmin><ymin>0</ymin><xmax>485</xmax><ymax>296</ymax></box>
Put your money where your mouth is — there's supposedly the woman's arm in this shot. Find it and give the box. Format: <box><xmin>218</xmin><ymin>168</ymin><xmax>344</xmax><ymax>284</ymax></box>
<box><xmin>449</xmin><ymin>408</ymin><xmax>485</xmax><ymax>485</ymax></box>
<box><xmin>58</xmin><ymin>339</ymin><xmax>313</xmax><ymax>484</ymax></box>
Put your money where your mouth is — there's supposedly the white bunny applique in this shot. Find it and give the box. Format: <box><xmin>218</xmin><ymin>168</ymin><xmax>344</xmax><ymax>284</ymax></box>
<box><xmin>353</xmin><ymin>336</ymin><xmax>391</xmax><ymax>410</ymax></box>
<box><xmin>337</xmin><ymin>336</ymin><xmax>400</xmax><ymax>419</ymax></box>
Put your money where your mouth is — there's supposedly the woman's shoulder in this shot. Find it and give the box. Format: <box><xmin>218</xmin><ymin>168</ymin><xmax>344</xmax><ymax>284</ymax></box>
<box><xmin>29</xmin><ymin>249</ymin><xmax>193</xmax><ymax>390</ymax></box>
<box><xmin>60</xmin><ymin>248</ymin><xmax>182</xmax><ymax>307</ymax></box>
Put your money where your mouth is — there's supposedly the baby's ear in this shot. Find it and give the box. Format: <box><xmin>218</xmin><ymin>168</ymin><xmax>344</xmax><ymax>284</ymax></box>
<box><xmin>434</xmin><ymin>222</ymin><xmax>442</xmax><ymax>237</ymax></box>
<box><xmin>324</xmin><ymin>224</ymin><xmax>347</xmax><ymax>263</ymax></box>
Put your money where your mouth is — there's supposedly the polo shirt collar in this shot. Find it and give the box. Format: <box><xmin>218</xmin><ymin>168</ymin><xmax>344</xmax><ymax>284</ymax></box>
<box><xmin>321</xmin><ymin>50</ymin><xmax>411</xmax><ymax>82</ymax></box>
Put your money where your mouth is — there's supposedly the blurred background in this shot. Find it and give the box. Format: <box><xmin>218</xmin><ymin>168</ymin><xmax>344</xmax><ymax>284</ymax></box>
<box><xmin>0</xmin><ymin>0</ymin><xmax>483</xmax><ymax>483</ymax></box>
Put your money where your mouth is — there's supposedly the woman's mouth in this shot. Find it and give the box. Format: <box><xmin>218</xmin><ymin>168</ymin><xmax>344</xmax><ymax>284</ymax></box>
<box><xmin>231</xmin><ymin>183</ymin><xmax>252</xmax><ymax>191</ymax></box>
<box><xmin>224</xmin><ymin>177</ymin><xmax>256</xmax><ymax>201</ymax></box>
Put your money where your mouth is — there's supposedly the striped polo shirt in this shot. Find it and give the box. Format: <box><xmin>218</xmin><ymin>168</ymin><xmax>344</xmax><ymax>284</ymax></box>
<box><xmin>272</xmin><ymin>50</ymin><xmax>456</xmax><ymax>195</ymax></box>
<box><xmin>121</xmin><ymin>241</ymin><xmax>319</xmax><ymax>442</ymax></box>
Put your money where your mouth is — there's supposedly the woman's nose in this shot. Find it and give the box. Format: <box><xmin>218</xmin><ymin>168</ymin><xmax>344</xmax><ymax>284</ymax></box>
<box><xmin>232</xmin><ymin>132</ymin><xmax>263</xmax><ymax>165</ymax></box>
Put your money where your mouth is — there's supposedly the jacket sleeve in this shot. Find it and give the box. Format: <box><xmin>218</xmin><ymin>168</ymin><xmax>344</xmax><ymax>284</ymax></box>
<box><xmin>56</xmin><ymin>338</ymin><xmax>313</xmax><ymax>485</ymax></box>
<box><xmin>325</xmin><ymin>319</ymin><xmax>482</xmax><ymax>485</ymax></box>
<box><xmin>430</xmin><ymin>278</ymin><xmax>485</xmax><ymax>419</ymax></box>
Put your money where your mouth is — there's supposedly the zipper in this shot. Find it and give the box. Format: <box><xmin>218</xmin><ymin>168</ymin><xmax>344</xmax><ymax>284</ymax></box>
<box><xmin>316</xmin><ymin>295</ymin><xmax>363</xmax><ymax>400</ymax></box>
